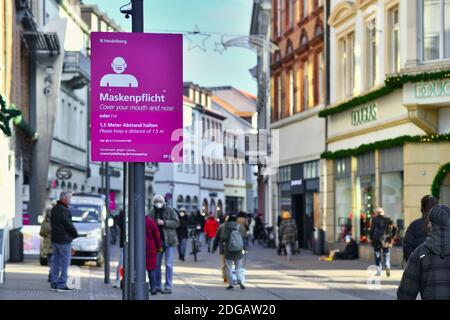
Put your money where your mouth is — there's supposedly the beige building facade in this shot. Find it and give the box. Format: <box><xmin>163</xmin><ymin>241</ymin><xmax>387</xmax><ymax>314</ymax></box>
<box><xmin>322</xmin><ymin>0</ymin><xmax>450</xmax><ymax>265</ymax></box>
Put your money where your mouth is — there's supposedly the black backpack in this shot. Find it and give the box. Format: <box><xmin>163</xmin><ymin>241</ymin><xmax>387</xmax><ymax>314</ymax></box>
<box><xmin>372</xmin><ymin>217</ymin><xmax>386</xmax><ymax>244</ymax></box>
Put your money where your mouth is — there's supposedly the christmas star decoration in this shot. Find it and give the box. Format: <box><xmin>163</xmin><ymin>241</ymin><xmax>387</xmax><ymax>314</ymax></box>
<box><xmin>0</xmin><ymin>94</ymin><xmax>21</xmax><ymax>137</ymax></box>
<box><xmin>213</xmin><ymin>36</ymin><xmax>227</xmax><ymax>55</ymax></box>
<box><xmin>185</xmin><ymin>24</ymin><xmax>211</xmax><ymax>52</ymax></box>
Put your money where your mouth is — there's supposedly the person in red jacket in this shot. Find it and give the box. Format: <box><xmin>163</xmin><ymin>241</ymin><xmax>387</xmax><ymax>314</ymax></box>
<box><xmin>146</xmin><ymin>215</ymin><xmax>163</xmax><ymax>295</ymax></box>
<box><xmin>204</xmin><ymin>213</ymin><xmax>219</xmax><ymax>253</ymax></box>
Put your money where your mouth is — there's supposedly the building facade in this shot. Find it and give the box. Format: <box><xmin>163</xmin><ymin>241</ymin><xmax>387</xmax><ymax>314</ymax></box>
<box><xmin>154</xmin><ymin>83</ymin><xmax>226</xmax><ymax>217</ymax></box>
<box><xmin>322</xmin><ymin>0</ymin><xmax>450</xmax><ymax>265</ymax></box>
<box><xmin>210</xmin><ymin>87</ymin><xmax>258</xmax><ymax>215</ymax></box>
<box><xmin>250</xmin><ymin>0</ymin><xmax>274</xmax><ymax>225</ymax></box>
<box><xmin>270</xmin><ymin>0</ymin><xmax>326</xmax><ymax>249</ymax></box>
<box><xmin>154</xmin><ymin>96</ymin><xmax>202</xmax><ymax>214</ymax></box>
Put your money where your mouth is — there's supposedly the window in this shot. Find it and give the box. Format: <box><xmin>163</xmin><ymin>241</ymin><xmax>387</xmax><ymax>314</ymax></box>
<box><xmin>288</xmin><ymin>0</ymin><xmax>295</xmax><ymax>29</ymax></box>
<box><xmin>277</xmin><ymin>0</ymin><xmax>282</xmax><ymax>38</ymax></box>
<box><xmin>303</xmin><ymin>0</ymin><xmax>308</xmax><ymax>18</ymax></box>
<box><xmin>303</xmin><ymin>61</ymin><xmax>309</xmax><ymax>110</ymax></box>
<box><xmin>191</xmin><ymin>151</ymin><xmax>195</xmax><ymax>174</ymax></box>
<box><xmin>422</xmin><ymin>0</ymin><xmax>450</xmax><ymax>61</ymax></box>
<box><xmin>289</xmin><ymin>68</ymin><xmax>295</xmax><ymax>116</ymax></box>
<box><xmin>339</xmin><ymin>32</ymin><xmax>355</xmax><ymax>98</ymax></box>
<box><xmin>389</xmin><ymin>7</ymin><xmax>400</xmax><ymax>72</ymax></box>
<box><xmin>318</xmin><ymin>51</ymin><xmax>324</xmax><ymax>103</ymax></box>
<box><xmin>202</xmin><ymin>158</ymin><xmax>206</xmax><ymax>178</ymax></box>
<box><xmin>335</xmin><ymin>177</ymin><xmax>352</xmax><ymax>242</ymax></box>
<box><xmin>277</xmin><ymin>76</ymin><xmax>282</xmax><ymax>120</ymax></box>
<box><xmin>304</xmin><ymin>161</ymin><xmax>319</xmax><ymax>179</ymax></box>
<box><xmin>367</xmin><ymin>18</ymin><xmax>377</xmax><ymax>88</ymax></box>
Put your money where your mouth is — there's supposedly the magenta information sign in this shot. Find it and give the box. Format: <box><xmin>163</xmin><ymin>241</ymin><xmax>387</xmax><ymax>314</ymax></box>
<box><xmin>90</xmin><ymin>32</ymin><xmax>183</xmax><ymax>162</ymax></box>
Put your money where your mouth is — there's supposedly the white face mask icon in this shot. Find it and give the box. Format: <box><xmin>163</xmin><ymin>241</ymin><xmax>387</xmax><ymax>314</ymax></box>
<box><xmin>111</xmin><ymin>57</ymin><xmax>127</xmax><ymax>74</ymax></box>
<box><xmin>100</xmin><ymin>56</ymin><xmax>138</xmax><ymax>88</ymax></box>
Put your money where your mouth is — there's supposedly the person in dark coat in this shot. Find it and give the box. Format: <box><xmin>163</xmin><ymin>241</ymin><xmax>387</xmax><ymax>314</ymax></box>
<box><xmin>50</xmin><ymin>192</ymin><xmax>79</xmax><ymax>292</ymax></box>
<box><xmin>176</xmin><ymin>208</ymin><xmax>189</xmax><ymax>261</ymax></box>
<box><xmin>397</xmin><ymin>204</ymin><xmax>450</xmax><ymax>300</ymax></box>
<box><xmin>148</xmin><ymin>194</ymin><xmax>179</xmax><ymax>294</ymax></box>
<box><xmin>403</xmin><ymin>195</ymin><xmax>438</xmax><ymax>262</ymax></box>
<box><xmin>212</xmin><ymin>215</ymin><xmax>229</xmax><ymax>283</ymax></box>
<box><xmin>279</xmin><ymin>211</ymin><xmax>298</xmax><ymax>262</ymax></box>
<box><xmin>146</xmin><ymin>215</ymin><xmax>163</xmax><ymax>295</ymax></box>
<box><xmin>320</xmin><ymin>235</ymin><xmax>359</xmax><ymax>261</ymax></box>
<box><xmin>113</xmin><ymin>209</ymin><xmax>125</xmax><ymax>288</ymax></box>
<box><xmin>369</xmin><ymin>207</ymin><xmax>397</xmax><ymax>277</ymax></box>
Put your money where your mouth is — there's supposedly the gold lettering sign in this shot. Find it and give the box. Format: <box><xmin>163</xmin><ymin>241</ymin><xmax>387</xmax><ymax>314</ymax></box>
<box><xmin>415</xmin><ymin>80</ymin><xmax>450</xmax><ymax>98</ymax></box>
<box><xmin>351</xmin><ymin>103</ymin><xmax>377</xmax><ymax>126</ymax></box>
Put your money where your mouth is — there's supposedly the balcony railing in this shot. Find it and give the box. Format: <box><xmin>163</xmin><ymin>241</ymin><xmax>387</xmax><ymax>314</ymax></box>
<box><xmin>62</xmin><ymin>51</ymin><xmax>90</xmax><ymax>89</ymax></box>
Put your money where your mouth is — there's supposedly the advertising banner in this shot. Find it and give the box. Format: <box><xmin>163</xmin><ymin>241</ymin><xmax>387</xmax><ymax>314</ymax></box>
<box><xmin>90</xmin><ymin>32</ymin><xmax>183</xmax><ymax>162</ymax></box>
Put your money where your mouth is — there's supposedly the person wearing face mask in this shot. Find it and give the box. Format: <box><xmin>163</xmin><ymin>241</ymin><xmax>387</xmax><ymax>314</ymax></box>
<box><xmin>176</xmin><ymin>208</ymin><xmax>189</xmax><ymax>261</ymax></box>
<box><xmin>148</xmin><ymin>194</ymin><xmax>180</xmax><ymax>294</ymax></box>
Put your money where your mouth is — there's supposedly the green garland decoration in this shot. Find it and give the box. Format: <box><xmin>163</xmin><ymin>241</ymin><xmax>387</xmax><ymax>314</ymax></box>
<box><xmin>0</xmin><ymin>93</ymin><xmax>22</xmax><ymax>137</ymax></box>
<box><xmin>319</xmin><ymin>69</ymin><xmax>450</xmax><ymax>118</ymax></box>
<box><xmin>321</xmin><ymin>133</ymin><xmax>450</xmax><ymax>160</ymax></box>
<box><xmin>431</xmin><ymin>162</ymin><xmax>450</xmax><ymax>200</ymax></box>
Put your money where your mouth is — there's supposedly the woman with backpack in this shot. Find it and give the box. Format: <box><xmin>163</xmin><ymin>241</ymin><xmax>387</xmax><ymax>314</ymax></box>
<box><xmin>369</xmin><ymin>207</ymin><xmax>397</xmax><ymax>277</ymax></box>
<box><xmin>220</xmin><ymin>214</ymin><xmax>247</xmax><ymax>290</ymax></box>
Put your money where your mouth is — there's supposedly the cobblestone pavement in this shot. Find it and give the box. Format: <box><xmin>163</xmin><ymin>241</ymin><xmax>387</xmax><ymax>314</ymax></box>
<box><xmin>0</xmin><ymin>242</ymin><xmax>402</xmax><ymax>300</ymax></box>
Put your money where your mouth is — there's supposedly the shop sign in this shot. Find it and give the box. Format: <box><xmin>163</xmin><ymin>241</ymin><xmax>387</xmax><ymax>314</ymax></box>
<box><xmin>351</xmin><ymin>103</ymin><xmax>377</xmax><ymax>126</ymax></box>
<box><xmin>415</xmin><ymin>80</ymin><xmax>450</xmax><ymax>99</ymax></box>
<box><xmin>291</xmin><ymin>179</ymin><xmax>303</xmax><ymax>187</ymax></box>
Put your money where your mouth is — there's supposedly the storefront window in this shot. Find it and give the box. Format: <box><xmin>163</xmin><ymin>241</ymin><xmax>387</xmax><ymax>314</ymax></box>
<box><xmin>381</xmin><ymin>172</ymin><xmax>404</xmax><ymax>246</ymax></box>
<box><xmin>380</xmin><ymin>146</ymin><xmax>404</xmax><ymax>246</ymax></box>
<box><xmin>335</xmin><ymin>178</ymin><xmax>352</xmax><ymax>242</ymax></box>
<box><xmin>356</xmin><ymin>175</ymin><xmax>375</xmax><ymax>243</ymax></box>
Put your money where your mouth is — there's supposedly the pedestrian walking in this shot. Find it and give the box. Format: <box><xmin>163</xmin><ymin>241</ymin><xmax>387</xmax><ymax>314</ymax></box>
<box><xmin>279</xmin><ymin>211</ymin><xmax>298</xmax><ymax>261</ymax></box>
<box><xmin>237</xmin><ymin>211</ymin><xmax>250</xmax><ymax>265</ymax></box>
<box><xmin>39</xmin><ymin>206</ymin><xmax>53</xmax><ymax>282</ymax></box>
<box><xmin>397</xmin><ymin>204</ymin><xmax>450</xmax><ymax>300</ymax></box>
<box><xmin>403</xmin><ymin>195</ymin><xmax>437</xmax><ymax>262</ymax></box>
<box><xmin>369</xmin><ymin>207</ymin><xmax>397</xmax><ymax>277</ymax></box>
<box><xmin>204</xmin><ymin>213</ymin><xmax>219</xmax><ymax>253</ymax></box>
<box><xmin>146</xmin><ymin>214</ymin><xmax>163</xmax><ymax>295</ymax></box>
<box><xmin>176</xmin><ymin>208</ymin><xmax>189</xmax><ymax>261</ymax></box>
<box><xmin>212</xmin><ymin>215</ymin><xmax>229</xmax><ymax>283</ymax></box>
<box><xmin>252</xmin><ymin>213</ymin><xmax>263</xmax><ymax>244</ymax></box>
<box><xmin>113</xmin><ymin>209</ymin><xmax>125</xmax><ymax>288</ymax></box>
<box><xmin>148</xmin><ymin>194</ymin><xmax>180</xmax><ymax>294</ymax></box>
<box><xmin>220</xmin><ymin>214</ymin><xmax>246</xmax><ymax>290</ymax></box>
<box><xmin>50</xmin><ymin>192</ymin><xmax>79</xmax><ymax>292</ymax></box>
<box><xmin>189</xmin><ymin>210</ymin><xmax>205</xmax><ymax>245</ymax></box>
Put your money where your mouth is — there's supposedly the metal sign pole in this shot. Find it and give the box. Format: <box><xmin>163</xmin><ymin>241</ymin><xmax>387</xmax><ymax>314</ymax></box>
<box><xmin>104</xmin><ymin>162</ymin><xmax>111</xmax><ymax>284</ymax></box>
<box><xmin>128</xmin><ymin>162</ymin><xmax>135</xmax><ymax>299</ymax></box>
<box><xmin>130</xmin><ymin>0</ymin><xmax>149</xmax><ymax>301</ymax></box>
<box><xmin>122</xmin><ymin>162</ymin><xmax>129</xmax><ymax>299</ymax></box>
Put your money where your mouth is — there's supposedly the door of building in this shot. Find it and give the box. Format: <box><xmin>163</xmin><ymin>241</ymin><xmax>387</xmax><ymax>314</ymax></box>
<box><xmin>291</xmin><ymin>194</ymin><xmax>305</xmax><ymax>249</ymax></box>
